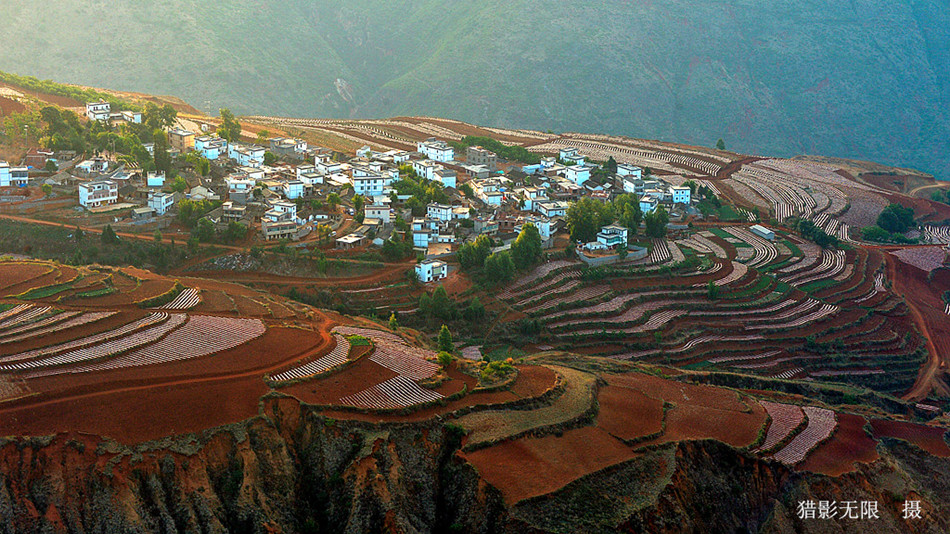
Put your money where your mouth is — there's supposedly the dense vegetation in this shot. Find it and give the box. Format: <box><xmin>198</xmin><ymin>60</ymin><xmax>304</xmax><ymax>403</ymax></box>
<box><xmin>451</xmin><ymin>136</ymin><xmax>540</xmax><ymax>165</ymax></box>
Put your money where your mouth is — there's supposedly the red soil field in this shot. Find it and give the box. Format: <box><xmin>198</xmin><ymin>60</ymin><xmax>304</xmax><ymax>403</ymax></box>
<box><xmin>2</xmin><ymin>269</ymin><xmax>61</xmax><ymax>297</ymax></box>
<box><xmin>607</xmin><ymin>372</ymin><xmax>749</xmax><ymax>413</ymax></box>
<box><xmin>0</xmin><ymin>263</ymin><xmax>51</xmax><ymax>290</ymax></box>
<box><xmin>282</xmin><ymin>357</ymin><xmax>400</xmax><ymax>405</ymax></box>
<box><xmin>870</xmin><ymin>419</ymin><xmax>950</xmax><ymax>457</ymax></box>
<box><xmin>798</xmin><ymin>413</ymin><xmax>879</xmax><ymax>476</ymax></box>
<box><xmin>127</xmin><ymin>279</ymin><xmax>177</xmax><ymax>301</ymax></box>
<box><xmin>192</xmin><ymin>289</ymin><xmax>237</xmax><ymax>313</ymax></box>
<box><xmin>596</xmin><ymin>385</ymin><xmax>665</xmax><ymax>441</ymax></box>
<box><xmin>232</xmin><ymin>295</ymin><xmax>271</xmax><ymax>317</ymax></box>
<box><xmin>317</xmin><ymin>364</ymin><xmax>559</xmax><ymax>424</ymax></box>
<box><xmin>0</xmin><ymin>376</ymin><xmax>268</xmax><ymax>444</ymax></box>
<box><xmin>0</xmin><ymin>96</ymin><xmax>25</xmax><ymax>115</ymax></box>
<box><xmin>461</xmin><ymin>426</ymin><xmax>638</xmax><ymax>505</ymax></box>
<box><xmin>0</xmin><ymin>310</ymin><xmax>146</xmax><ymax>355</ymax></box>
<box><xmin>20</xmin><ymin>326</ymin><xmax>328</xmax><ymax>399</ymax></box>
<box><xmin>886</xmin><ymin>256</ymin><xmax>950</xmax><ymax>401</ymax></box>
<box><xmin>638</xmin><ymin>401</ymin><xmax>766</xmax><ymax>449</ymax></box>
<box><xmin>603</xmin><ymin>372</ymin><xmax>767</xmax><ymax>448</ymax></box>
<box><xmin>0</xmin><ymin>83</ymin><xmax>82</xmax><ymax>108</ymax></box>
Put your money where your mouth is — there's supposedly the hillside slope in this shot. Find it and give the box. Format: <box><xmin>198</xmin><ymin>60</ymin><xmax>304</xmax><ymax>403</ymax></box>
<box><xmin>0</xmin><ymin>0</ymin><xmax>947</xmax><ymax>179</ymax></box>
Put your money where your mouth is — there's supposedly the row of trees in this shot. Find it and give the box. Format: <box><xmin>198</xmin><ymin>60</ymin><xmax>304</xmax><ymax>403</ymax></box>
<box><xmin>566</xmin><ymin>194</ymin><xmax>669</xmax><ymax>243</ymax></box>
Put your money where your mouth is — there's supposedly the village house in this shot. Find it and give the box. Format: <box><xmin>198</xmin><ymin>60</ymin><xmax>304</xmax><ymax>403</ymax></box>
<box><xmin>194</xmin><ymin>135</ymin><xmax>228</xmax><ymax>160</ymax></box>
<box><xmin>222</xmin><ymin>201</ymin><xmax>247</xmax><ymax>222</ymax></box>
<box><xmin>85</xmin><ymin>101</ymin><xmax>111</xmax><ymax>122</ymax></box>
<box><xmin>466</xmin><ymin>146</ymin><xmax>497</xmax><ymax>171</ymax></box>
<box><xmin>364</xmin><ymin>204</ymin><xmax>391</xmax><ymax>224</ymax></box>
<box><xmin>433</xmin><ymin>168</ymin><xmax>457</xmax><ymax>189</ymax></box>
<box><xmin>146</xmin><ymin>171</ymin><xmax>165</xmax><ymax>188</ymax></box>
<box><xmin>0</xmin><ymin>162</ymin><xmax>29</xmax><ymax>187</ymax></box>
<box><xmin>597</xmin><ymin>225</ymin><xmax>628</xmax><ymax>248</ymax></box>
<box><xmin>78</xmin><ymin>180</ymin><xmax>118</xmax><ymax>208</ymax></box>
<box><xmin>536</xmin><ymin>200</ymin><xmax>569</xmax><ymax>218</ymax></box>
<box><xmin>147</xmin><ymin>191</ymin><xmax>175</xmax><ymax>215</ymax></box>
<box><xmin>416</xmin><ymin>138</ymin><xmax>454</xmax><ymax>162</ymax></box>
<box><xmin>415</xmin><ymin>259</ymin><xmax>448</xmax><ymax>283</ymax></box>
<box><xmin>228</xmin><ymin>144</ymin><xmax>265</xmax><ymax>168</ymax></box>
<box><xmin>168</xmin><ymin>129</ymin><xmax>196</xmax><ymax>152</ymax></box>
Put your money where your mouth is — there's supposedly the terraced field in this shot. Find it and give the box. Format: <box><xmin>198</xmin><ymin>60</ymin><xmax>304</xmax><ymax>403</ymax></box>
<box><xmin>497</xmin><ymin>224</ymin><xmax>924</xmax><ymax>396</ymax></box>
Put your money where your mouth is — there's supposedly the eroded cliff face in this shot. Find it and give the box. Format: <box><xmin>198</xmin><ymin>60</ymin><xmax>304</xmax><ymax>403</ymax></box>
<box><xmin>0</xmin><ymin>397</ymin><xmax>948</xmax><ymax>534</ymax></box>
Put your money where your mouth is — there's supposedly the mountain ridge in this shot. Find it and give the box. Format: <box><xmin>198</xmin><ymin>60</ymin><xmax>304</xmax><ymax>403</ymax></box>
<box><xmin>0</xmin><ymin>0</ymin><xmax>947</xmax><ymax>178</ymax></box>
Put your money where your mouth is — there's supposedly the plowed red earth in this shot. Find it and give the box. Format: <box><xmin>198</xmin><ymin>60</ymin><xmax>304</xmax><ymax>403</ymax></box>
<box><xmin>0</xmin><ymin>326</ymin><xmax>330</xmax><ymax>444</ymax></box>
<box><xmin>0</xmin><ymin>311</ymin><xmax>146</xmax><ymax>354</ymax></box>
<box><xmin>0</xmin><ymin>378</ymin><xmax>268</xmax><ymax>444</ymax></box>
<box><xmin>798</xmin><ymin>413</ymin><xmax>879</xmax><ymax>476</ymax></box>
<box><xmin>887</xmin><ymin>256</ymin><xmax>950</xmax><ymax>401</ymax></box>
<box><xmin>315</xmin><ymin>364</ymin><xmax>557</xmax><ymax>424</ymax></box>
<box><xmin>460</xmin><ymin>426</ymin><xmax>638</xmax><ymax>505</ymax></box>
<box><xmin>606</xmin><ymin>373</ymin><xmax>766</xmax><ymax>448</ymax></box>
<box><xmin>596</xmin><ymin>385</ymin><xmax>665</xmax><ymax>441</ymax></box>
<box><xmin>0</xmin><ymin>96</ymin><xmax>25</xmax><ymax>115</ymax></box>
<box><xmin>0</xmin><ymin>263</ymin><xmax>51</xmax><ymax>290</ymax></box>
<box><xmin>870</xmin><ymin>419</ymin><xmax>950</xmax><ymax>457</ymax></box>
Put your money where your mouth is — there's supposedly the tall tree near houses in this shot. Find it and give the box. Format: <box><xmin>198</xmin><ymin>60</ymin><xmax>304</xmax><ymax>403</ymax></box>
<box><xmin>218</xmin><ymin>108</ymin><xmax>242</xmax><ymax>143</ymax></box>
<box><xmin>152</xmin><ymin>129</ymin><xmax>172</xmax><ymax>176</ymax></box>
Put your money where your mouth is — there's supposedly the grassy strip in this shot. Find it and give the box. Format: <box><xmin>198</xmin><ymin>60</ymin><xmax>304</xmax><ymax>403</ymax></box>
<box><xmin>17</xmin><ymin>282</ymin><xmax>74</xmax><ymax>300</ymax></box>
<box><xmin>455</xmin><ymin>365</ymin><xmax>600</xmax><ymax>450</ymax></box>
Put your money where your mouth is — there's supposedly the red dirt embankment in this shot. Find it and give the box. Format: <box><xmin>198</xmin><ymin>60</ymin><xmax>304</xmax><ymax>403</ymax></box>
<box><xmin>886</xmin><ymin>256</ymin><xmax>950</xmax><ymax>401</ymax></box>
<box><xmin>460</xmin><ymin>426</ymin><xmax>639</xmax><ymax>506</ymax></box>
<box><xmin>798</xmin><ymin>413</ymin><xmax>879</xmax><ymax>476</ymax></box>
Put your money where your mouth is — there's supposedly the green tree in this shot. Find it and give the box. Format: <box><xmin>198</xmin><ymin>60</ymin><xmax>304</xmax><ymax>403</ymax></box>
<box><xmin>41</xmin><ymin>183</ymin><xmax>53</xmax><ymax>197</ymax></box>
<box><xmin>606</xmin><ymin>156</ymin><xmax>618</xmax><ymax>174</ymax></box>
<box><xmin>389</xmin><ymin>312</ymin><xmax>399</xmax><ymax>330</ymax></box>
<box><xmin>152</xmin><ymin>129</ymin><xmax>172</xmax><ymax>176</ymax></box>
<box><xmin>511</xmin><ymin>222</ymin><xmax>543</xmax><ymax>270</ymax></box>
<box><xmin>613</xmin><ymin>194</ymin><xmax>643</xmax><ymax>234</ymax></box>
<box><xmin>716</xmin><ymin>138</ymin><xmax>726</xmax><ymax>150</ymax></box>
<box><xmin>877</xmin><ymin>203</ymin><xmax>915</xmax><ymax>234</ymax></box>
<box><xmin>257</xmin><ymin>130</ymin><xmax>271</xmax><ymax>144</ymax></box>
<box><xmin>464</xmin><ymin>297</ymin><xmax>485</xmax><ymax>322</ymax></box>
<box><xmin>457</xmin><ymin>234</ymin><xmax>492</xmax><ymax>270</ymax></box>
<box><xmin>484</xmin><ymin>250</ymin><xmax>515</xmax><ymax>284</ymax></box>
<box><xmin>617</xmin><ymin>243</ymin><xmax>628</xmax><ymax>259</ymax></box>
<box><xmin>44</xmin><ymin>159</ymin><xmax>58</xmax><ymax>173</ymax></box>
<box><xmin>566</xmin><ymin>197</ymin><xmax>613</xmax><ymax>242</ymax></box>
<box><xmin>153</xmin><ymin>230</ymin><xmax>163</xmax><ymax>243</ymax></box>
<box><xmin>170</xmin><ymin>175</ymin><xmax>188</xmax><ymax>193</ymax></box>
<box><xmin>707</xmin><ymin>280</ymin><xmax>719</xmax><ymax>299</ymax></box>
<box><xmin>217</xmin><ymin>108</ymin><xmax>242</xmax><ymax>143</ymax></box>
<box><xmin>438</xmin><ymin>325</ymin><xmax>455</xmax><ymax>353</ymax></box>
<box><xmin>263</xmin><ymin>152</ymin><xmax>278</xmax><ymax>166</ymax></box>
<box><xmin>100</xmin><ymin>224</ymin><xmax>119</xmax><ymax>245</ymax></box>
<box><xmin>644</xmin><ymin>206</ymin><xmax>670</xmax><ymax>238</ymax></box>
<box><xmin>437</xmin><ymin>351</ymin><xmax>454</xmax><ymax>367</ymax></box>
<box><xmin>327</xmin><ymin>193</ymin><xmax>341</xmax><ymax>211</ymax></box>
<box><xmin>195</xmin><ymin>218</ymin><xmax>216</xmax><ymax>242</ymax></box>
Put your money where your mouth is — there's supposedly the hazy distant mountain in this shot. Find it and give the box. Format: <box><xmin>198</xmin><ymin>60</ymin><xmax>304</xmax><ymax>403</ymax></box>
<box><xmin>2</xmin><ymin>0</ymin><xmax>948</xmax><ymax>178</ymax></box>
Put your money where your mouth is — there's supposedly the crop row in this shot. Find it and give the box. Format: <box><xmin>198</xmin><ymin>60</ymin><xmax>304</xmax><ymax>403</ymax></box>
<box><xmin>26</xmin><ymin>315</ymin><xmax>266</xmax><ymax>378</ymax></box>
<box><xmin>271</xmin><ymin>334</ymin><xmax>352</xmax><ymax>381</ymax></box>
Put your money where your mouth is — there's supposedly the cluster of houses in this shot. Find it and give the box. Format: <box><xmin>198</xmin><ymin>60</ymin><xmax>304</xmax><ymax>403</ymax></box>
<box><xmin>68</xmin><ymin>100</ymin><xmax>708</xmax><ymax>279</ymax></box>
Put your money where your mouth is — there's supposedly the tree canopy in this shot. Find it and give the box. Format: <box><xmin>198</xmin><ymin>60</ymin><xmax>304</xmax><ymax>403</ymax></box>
<box><xmin>510</xmin><ymin>223</ymin><xmax>543</xmax><ymax>270</ymax></box>
<box><xmin>217</xmin><ymin>108</ymin><xmax>242</xmax><ymax>143</ymax></box>
<box><xmin>644</xmin><ymin>206</ymin><xmax>670</xmax><ymax>238</ymax></box>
